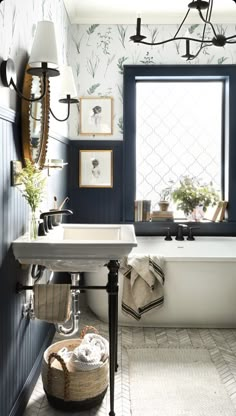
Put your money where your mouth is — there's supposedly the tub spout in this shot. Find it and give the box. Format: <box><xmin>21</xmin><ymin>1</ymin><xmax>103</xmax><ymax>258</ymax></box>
<box><xmin>55</xmin><ymin>273</ymin><xmax>80</xmax><ymax>337</ymax></box>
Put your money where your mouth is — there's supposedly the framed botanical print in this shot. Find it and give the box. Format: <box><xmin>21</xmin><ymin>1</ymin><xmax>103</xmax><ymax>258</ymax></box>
<box><xmin>79</xmin><ymin>149</ymin><xmax>113</xmax><ymax>188</ymax></box>
<box><xmin>80</xmin><ymin>97</ymin><xmax>113</xmax><ymax>136</ymax></box>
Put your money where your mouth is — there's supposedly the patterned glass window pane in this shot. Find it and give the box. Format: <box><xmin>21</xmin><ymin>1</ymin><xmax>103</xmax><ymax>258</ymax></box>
<box><xmin>136</xmin><ymin>81</ymin><xmax>222</xmax><ymax>212</ymax></box>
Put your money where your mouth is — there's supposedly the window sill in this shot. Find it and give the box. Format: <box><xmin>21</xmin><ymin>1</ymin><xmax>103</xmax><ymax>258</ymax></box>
<box><xmin>134</xmin><ymin>221</ymin><xmax>236</xmax><ymax>237</ymax></box>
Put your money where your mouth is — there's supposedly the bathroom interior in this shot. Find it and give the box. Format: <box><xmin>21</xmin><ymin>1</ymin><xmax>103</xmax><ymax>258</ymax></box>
<box><xmin>2</xmin><ymin>0</ymin><xmax>236</xmax><ymax>415</ymax></box>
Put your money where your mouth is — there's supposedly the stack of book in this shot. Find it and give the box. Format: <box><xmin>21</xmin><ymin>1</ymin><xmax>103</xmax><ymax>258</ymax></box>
<box><xmin>211</xmin><ymin>200</ymin><xmax>228</xmax><ymax>222</ymax></box>
<box><xmin>151</xmin><ymin>210</ymin><xmax>174</xmax><ymax>221</ymax></box>
<box><xmin>134</xmin><ymin>200</ymin><xmax>151</xmax><ymax>221</ymax></box>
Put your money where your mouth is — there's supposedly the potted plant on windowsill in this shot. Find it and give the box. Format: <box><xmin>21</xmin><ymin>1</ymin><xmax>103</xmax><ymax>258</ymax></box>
<box><xmin>171</xmin><ymin>176</ymin><xmax>219</xmax><ymax>221</ymax></box>
<box><xmin>158</xmin><ymin>186</ymin><xmax>172</xmax><ymax>211</ymax></box>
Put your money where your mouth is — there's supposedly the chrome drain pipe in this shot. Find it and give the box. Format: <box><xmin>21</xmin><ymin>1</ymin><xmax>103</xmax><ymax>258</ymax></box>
<box><xmin>55</xmin><ymin>273</ymin><xmax>80</xmax><ymax>336</ymax></box>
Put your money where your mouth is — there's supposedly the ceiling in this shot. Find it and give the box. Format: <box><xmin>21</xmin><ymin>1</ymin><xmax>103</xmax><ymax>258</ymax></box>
<box><xmin>63</xmin><ymin>0</ymin><xmax>236</xmax><ymax>25</ymax></box>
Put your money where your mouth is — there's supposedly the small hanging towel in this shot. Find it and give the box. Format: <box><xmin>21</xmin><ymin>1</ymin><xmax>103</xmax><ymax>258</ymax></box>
<box><xmin>121</xmin><ymin>255</ymin><xmax>165</xmax><ymax>320</ymax></box>
<box><xmin>33</xmin><ymin>284</ymin><xmax>71</xmax><ymax>323</ymax></box>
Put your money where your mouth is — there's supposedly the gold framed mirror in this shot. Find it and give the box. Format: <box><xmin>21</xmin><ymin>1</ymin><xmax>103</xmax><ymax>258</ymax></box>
<box><xmin>21</xmin><ymin>65</ymin><xmax>50</xmax><ymax>169</ymax></box>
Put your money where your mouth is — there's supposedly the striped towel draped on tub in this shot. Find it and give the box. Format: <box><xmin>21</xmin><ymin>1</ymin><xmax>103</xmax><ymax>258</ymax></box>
<box><xmin>121</xmin><ymin>255</ymin><xmax>165</xmax><ymax>320</ymax></box>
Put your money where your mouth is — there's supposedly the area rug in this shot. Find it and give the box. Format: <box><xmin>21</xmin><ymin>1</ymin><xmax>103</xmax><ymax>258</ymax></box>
<box><xmin>127</xmin><ymin>347</ymin><xmax>236</xmax><ymax>416</ymax></box>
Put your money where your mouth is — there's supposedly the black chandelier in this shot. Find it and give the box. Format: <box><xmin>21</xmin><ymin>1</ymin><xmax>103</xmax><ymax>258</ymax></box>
<box><xmin>130</xmin><ymin>0</ymin><xmax>236</xmax><ymax>60</ymax></box>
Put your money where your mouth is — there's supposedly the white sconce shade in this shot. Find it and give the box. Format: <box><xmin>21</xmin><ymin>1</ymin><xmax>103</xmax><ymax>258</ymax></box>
<box><xmin>0</xmin><ymin>20</ymin><xmax>78</xmax><ymax>121</ymax></box>
<box><xmin>58</xmin><ymin>65</ymin><xmax>78</xmax><ymax>101</ymax></box>
<box><xmin>29</xmin><ymin>21</ymin><xmax>58</xmax><ymax>69</ymax></box>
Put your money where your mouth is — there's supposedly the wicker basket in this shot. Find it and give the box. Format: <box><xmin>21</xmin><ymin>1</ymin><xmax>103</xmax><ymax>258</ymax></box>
<box><xmin>41</xmin><ymin>326</ymin><xmax>109</xmax><ymax>411</ymax></box>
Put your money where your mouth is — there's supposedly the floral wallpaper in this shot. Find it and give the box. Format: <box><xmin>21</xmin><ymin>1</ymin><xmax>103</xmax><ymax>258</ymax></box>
<box><xmin>0</xmin><ymin>0</ymin><xmax>73</xmax><ymax>136</ymax></box>
<box><xmin>68</xmin><ymin>22</ymin><xmax>236</xmax><ymax>140</ymax></box>
<box><xmin>1</xmin><ymin>0</ymin><xmax>236</xmax><ymax>141</ymax></box>
<box><xmin>0</xmin><ymin>0</ymin><xmax>68</xmax><ymax>61</ymax></box>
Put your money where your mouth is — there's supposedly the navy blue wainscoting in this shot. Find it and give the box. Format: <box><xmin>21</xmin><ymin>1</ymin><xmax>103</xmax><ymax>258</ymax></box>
<box><xmin>0</xmin><ymin>106</ymin><xmax>70</xmax><ymax>416</ymax></box>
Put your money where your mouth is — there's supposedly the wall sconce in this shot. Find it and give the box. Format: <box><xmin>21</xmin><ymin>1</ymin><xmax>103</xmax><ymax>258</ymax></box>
<box><xmin>50</xmin><ymin>65</ymin><xmax>79</xmax><ymax>122</ymax></box>
<box><xmin>1</xmin><ymin>21</ymin><xmax>59</xmax><ymax>102</ymax></box>
<box><xmin>0</xmin><ymin>20</ymin><xmax>78</xmax><ymax>121</ymax></box>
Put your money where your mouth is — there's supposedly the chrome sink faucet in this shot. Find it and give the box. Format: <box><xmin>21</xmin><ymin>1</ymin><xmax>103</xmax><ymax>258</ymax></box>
<box><xmin>38</xmin><ymin>209</ymin><xmax>73</xmax><ymax>236</ymax></box>
<box><xmin>175</xmin><ymin>224</ymin><xmax>188</xmax><ymax>241</ymax></box>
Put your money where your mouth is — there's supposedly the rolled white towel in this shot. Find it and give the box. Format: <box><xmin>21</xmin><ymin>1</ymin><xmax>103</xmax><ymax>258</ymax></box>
<box><xmin>74</xmin><ymin>344</ymin><xmax>101</xmax><ymax>363</ymax></box>
<box><xmin>67</xmin><ymin>333</ymin><xmax>109</xmax><ymax>372</ymax></box>
<box><xmin>67</xmin><ymin>344</ymin><xmax>102</xmax><ymax>372</ymax></box>
<box><xmin>81</xmin><ymin>333</ymin><xmax>109</xmax><ymax>362</ymax></box>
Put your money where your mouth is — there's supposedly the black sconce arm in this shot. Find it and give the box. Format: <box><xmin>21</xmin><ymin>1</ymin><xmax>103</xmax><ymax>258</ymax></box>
<box><xmin>0</xmin><ymin>59</ymin><xmax>53</xmax><ymax>102</ymax></box>
<box><xmin>49</xmin><ymin>95</ymin><xmax>79</xmax><ymax>122</ymax></box>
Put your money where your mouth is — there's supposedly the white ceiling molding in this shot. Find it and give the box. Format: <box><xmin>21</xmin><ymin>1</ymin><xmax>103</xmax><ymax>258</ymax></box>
<box><xmin>63</xmin><ymin>0</ymin><xmax>236</xmax><ymax>25</ymax></box>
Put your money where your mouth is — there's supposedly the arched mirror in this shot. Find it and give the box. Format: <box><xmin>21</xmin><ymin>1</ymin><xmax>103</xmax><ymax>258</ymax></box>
<box><xmin>21</xmin><ymin>66</ymin><xmax>50</xmax><ymax>169</ymax></box>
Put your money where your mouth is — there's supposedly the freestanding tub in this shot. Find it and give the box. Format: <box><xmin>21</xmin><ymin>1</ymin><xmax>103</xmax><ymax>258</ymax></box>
<box><xmin>85</xmin><ymin>236</ymin><xmax>236</xmax><ymax>328</ymax></box>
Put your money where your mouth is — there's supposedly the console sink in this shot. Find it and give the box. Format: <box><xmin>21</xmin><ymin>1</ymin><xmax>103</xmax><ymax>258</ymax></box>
<box><xmin>12</xmin><ymin>224</ymin><xmax>137</xmax><ymax>272</ymax></box>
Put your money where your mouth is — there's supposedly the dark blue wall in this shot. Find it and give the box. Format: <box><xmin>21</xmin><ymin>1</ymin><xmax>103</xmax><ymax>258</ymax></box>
<box><xmin>68</xmin><ymin>140</ymin><xmax>123</xmax><ymax>224</ymax></box>
<box><xmin>0</xmin><ymin>106</ymin><xmax>70</xmax><ymax>416</ymax></box>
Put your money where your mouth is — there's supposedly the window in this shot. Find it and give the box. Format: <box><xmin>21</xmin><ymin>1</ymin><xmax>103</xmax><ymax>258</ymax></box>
<box><xmin>123</xmin><ymin>65</ymin><xmax>236</xmax><ymax>235</ymax></box>
<box><xmin>136</xmin><ymin>80</ymin><xmax>223</xmax><ymax>216</ymax></box>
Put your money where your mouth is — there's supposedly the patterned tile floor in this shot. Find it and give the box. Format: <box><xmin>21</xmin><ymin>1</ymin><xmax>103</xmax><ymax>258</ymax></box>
<box><xmin>24</xmin><ymin>307</ymin><xmax>236</xmax><ymax>416</ymax></box>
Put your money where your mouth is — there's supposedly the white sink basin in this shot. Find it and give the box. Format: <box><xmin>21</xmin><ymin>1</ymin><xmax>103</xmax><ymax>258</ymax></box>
<box><xmin>12</xmin><ymin>224</ymin><xmax>137</xmax><ymax>272</ymax></box>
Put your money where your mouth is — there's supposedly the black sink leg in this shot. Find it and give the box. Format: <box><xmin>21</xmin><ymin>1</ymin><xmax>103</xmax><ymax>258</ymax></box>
<box><xmin>106</xmin><ymin>260</ymin><xmax>119</xmax><ymax>416</ymax></box>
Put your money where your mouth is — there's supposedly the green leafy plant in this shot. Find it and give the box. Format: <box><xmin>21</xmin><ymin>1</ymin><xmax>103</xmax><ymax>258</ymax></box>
<box><xmin>171</xmin><ymin>176</ymin><xmax>219</xmax><ymax>215</ymax></box>
<box><xmin>17</xmin><ymin>159</ymin><xmax>46</xmax><ymax>212</ymax></box>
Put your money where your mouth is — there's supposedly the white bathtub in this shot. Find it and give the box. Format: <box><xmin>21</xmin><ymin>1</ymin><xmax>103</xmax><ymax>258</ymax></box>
<box><xmin>85</xmin><ymin>236</ymin><xmax>236</xmax><ymax>328</ymax></box>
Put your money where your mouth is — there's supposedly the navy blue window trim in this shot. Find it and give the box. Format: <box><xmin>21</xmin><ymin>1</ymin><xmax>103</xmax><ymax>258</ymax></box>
<box><xmin>123</xmin><ymin>64</ymin><xmax>236</xmax><ymax>236</ymax></box>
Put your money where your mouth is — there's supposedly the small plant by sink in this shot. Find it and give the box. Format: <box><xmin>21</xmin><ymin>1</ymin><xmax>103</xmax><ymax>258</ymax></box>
<box><xmin>17</xmin><ymin>159</ymin><xmax>47</xmax><ymax>239</ymax></box>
